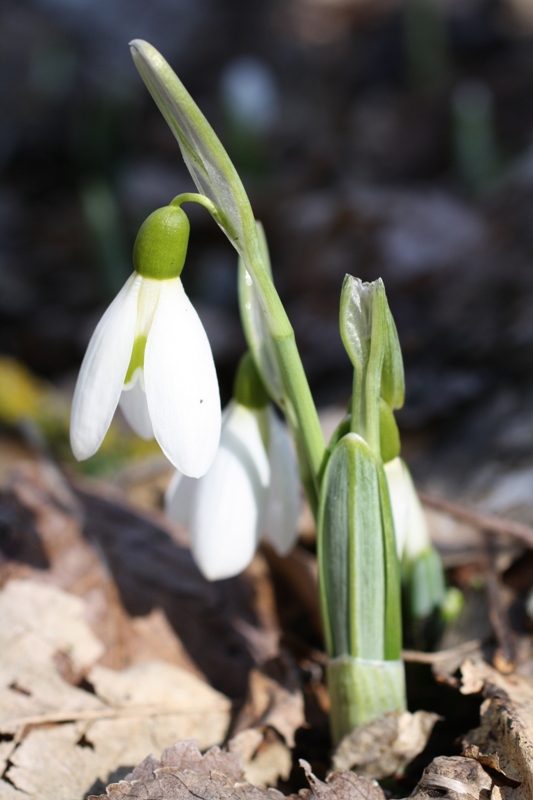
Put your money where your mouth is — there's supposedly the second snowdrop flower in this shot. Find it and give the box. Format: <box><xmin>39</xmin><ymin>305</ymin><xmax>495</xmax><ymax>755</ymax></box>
<box><xmin>70</xmin><ymin>204</ymin><xmax>221</xmax><ymax>477</ymax></box>
<box><xmin>166</xmin><ymin>353</ymin><xmax>300</xmax><ymax>580</ymax></box>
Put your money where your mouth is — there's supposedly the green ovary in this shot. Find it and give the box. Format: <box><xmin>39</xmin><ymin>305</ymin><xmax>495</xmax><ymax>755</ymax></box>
<box><xmin>133</xmin><ymin>205</ymin><xmax>190</xmax><ymax>280</ymax></box>
<box><xmin>124</xmin><ymin>335</ymin><xmax>147</xmax><ymax>385</ymax></box>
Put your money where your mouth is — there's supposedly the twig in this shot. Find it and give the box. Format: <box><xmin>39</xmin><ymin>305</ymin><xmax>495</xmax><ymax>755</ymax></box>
<box><xmin>483</xmin><ymin>533</ymin><xmax>516</xmax><ymax>673</ymax></box>
<box><xmin>16</xmin><ymin>418</ymin><xmax>82</xmax><ymax>516</ymax></box>
<box><xmin>402</xmin><ymin>639</ymin><xmax>482</xmax><ymax>664</ymax></box>
<box><xmin>419</xmin><ymin>491</ymin><xmax>533</xmax><ymax>549</ymax></box>
<box><xmin>4</xmin><ymin>703</ymin><xmax>231</xmax><ymax>732</ymax></box>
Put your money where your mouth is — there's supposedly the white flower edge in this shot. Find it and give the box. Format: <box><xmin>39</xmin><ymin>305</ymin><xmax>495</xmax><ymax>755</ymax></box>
<box><xmin>70</xmin><ymin>273</ymin><xmax>141</xmax><ymax>460</ymax></box>
<box><xmin>262</xmin><ymin>408</ymin><xmax>300</xmax><ymax>556</ymax></box>
<box><xmin>191</xmin><ymin>402</ymin><xmax>270</xmax><ymax>580</ymax></box>
<box><xmin>384</xmin><ymin>456</ymin><xmax>430</xmax><ymax>561</ymax></box>
<box><xmin>144</xmin><ymin>279</ymin><xmax>221</xmax><ymax>478</ymax></box>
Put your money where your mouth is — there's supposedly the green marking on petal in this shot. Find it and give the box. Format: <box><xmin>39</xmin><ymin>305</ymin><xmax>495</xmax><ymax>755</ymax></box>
<box><xmin>125</xmin><ymin>335</ymin><xmax>147</xmax><ymax>385</ymax></box>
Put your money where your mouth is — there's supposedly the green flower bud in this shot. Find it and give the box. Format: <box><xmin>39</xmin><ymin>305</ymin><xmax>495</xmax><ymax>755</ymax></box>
<box><xmin>233</xmin><ymin>352</ymin><xmax>270</xmax><ymax>410</ymax></box>
<box><xmin>133</xmin><ymin>205</ymin><xmax>190</xmax><ymax>280</ymax></box>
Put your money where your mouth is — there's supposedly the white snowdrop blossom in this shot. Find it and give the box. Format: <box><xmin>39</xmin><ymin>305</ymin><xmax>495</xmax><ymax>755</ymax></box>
<box><xmin>384</xmin><ymin>456</ymin><xmax>430</xmax><ymax>560</ymax></box>
<box><xmin>166</xmin><ymin>399</ymin><xmax>300</xmax><ymax>581</ymax></box>
<box><xmin>70</xmin><ymin>204</ymin><xmax>221</xmax><ymax>478</ymax></box>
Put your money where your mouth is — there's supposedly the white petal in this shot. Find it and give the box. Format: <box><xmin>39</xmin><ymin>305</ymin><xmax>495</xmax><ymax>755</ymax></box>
<box><xmin>262</xmin><ymin>409</ymin><xmax>300</xmax><ymax>556</ymax></box>
<box><xmin>402</xmin><ymin>463</ymin><xmax>431</xmax><ymax>561</ymax></box>
<box><xmin>70</xmin><ymin>273</ymin><xmax>141</xmax><ymax>460</ymax></box>
<box><xmin>384</xmin><ymin>456</ymin><xmax>411</xmax><ymax>558</ymax></box>
<box><xmin>190</xmin><ymin>402</ymin><xmax>270</xmax><ymax>580</ymax></box>
<box><xmin>119</xmin><ymin>370</ymin><xmax>154</xmax><ymax>439</ymax></box>
<box><xmin>165</xmin><ymin>470</ymin><xmax>196</xmax><ymax>526</ymax></box>
<box><xmin>144</xmin><ymin>279</ymin><xmax>221</xmax><ymax>477</ymax></box>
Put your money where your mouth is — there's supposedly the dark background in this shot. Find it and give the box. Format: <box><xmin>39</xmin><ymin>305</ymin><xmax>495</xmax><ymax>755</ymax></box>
<box><xmin>3</xmin><ymin>0</ymin><xmax>533</xmax><ymax>503</ymax></box>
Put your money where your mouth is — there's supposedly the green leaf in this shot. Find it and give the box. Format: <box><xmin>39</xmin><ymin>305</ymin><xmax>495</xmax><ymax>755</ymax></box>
<box><xmin>340</xmin><ymin>275</ymin><xmax>404</xmax><ymax>455</ymax></box>
<box><xmin>379</xmin><ymin>399</ymin><xmax>401</xmax><ymax>463</ymax></box>
<box><xmin>340</xmin><ymin>275</ymin><xmax>404</xmax><ymax>409</ymax></box>
<box><xmin>317</xmin><ymin>432</ymin><xmax>385</xmax><ymax>660</ymax></box>
<box><xmin>238</xmin><ymin>222</ymin><xmax>284</xmax><ymax>402</ymax></box>
<box><xmin>381</xmin><ymin>301</ymin><xmax>405</xmax><ymax>410</ymax></box>
<box><xmin>339</xmin><ymin>275</ymin><xmax>375</xmax><ymax>380</ymax></box>
<box><xmin>376</xmin><ymin>463</ymin><xmax>403</xmax><ymax>660</ymax></box>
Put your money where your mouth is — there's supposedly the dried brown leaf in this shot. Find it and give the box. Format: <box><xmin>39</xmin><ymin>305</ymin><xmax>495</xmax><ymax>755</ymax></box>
<box><xmin>459</xmin><ymin>656</ymin><xmax>533</xmax><ymax>796</ymax></box>
<box><xmin>1</xmin><ymin>462</ymin><xmax>281</xmax><ymax>696</ymax></box>
<box><xmin>228</xmin><ymin>728</ymin><xmax>292</xmax><ymax>788</ymax></box>
<box><xmin>0</xmin><ymin>580</ymin><xmax>231</xmax><ymax>800</ymax></box>
<box><xmin>409</xmin><ymin>755</ymin><xmax>493</xmax><ymax>800</ymax></box>
<box><xmin>88</xmin><ymin>740</ymin><xmax>385</xmax><ymax>800</ymax></box>
<box><xmin>243</xmin><ymin>738</ymin><xmax>292</xmax><ymax>788</ymax></box>
<box><xmin>232</xmin><ymin>657</ymin><xmax>305</xmax><ymax>747</ymax></box>
<box><xmin>0</xmin><ymin>580</ymin><xmax>105</xmax><ymax>734</ymax></box>
<box><xmin>331</xmin><ymin>710</ymin><xmax>440</xmax><ymax>780</ymax></box>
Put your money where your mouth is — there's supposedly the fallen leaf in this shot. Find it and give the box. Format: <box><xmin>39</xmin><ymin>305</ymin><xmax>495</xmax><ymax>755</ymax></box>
<box><xmin>0</xmin><ymin>580</ymin><xmax>104</xmax><ymax>735</ymax></box>
<box><xmin>232</xmin><ymin>656</ymin><xmax>305</xmax><ymax>747</ymax></box>
<box><xmin>331</xmin><ymin>710</ymin><xmax>440</xmax><ymax>780</ymax></box>
<box><xmin>228</xmin><ymin>728</ymin><xmax>292</xmax><ymax>788</ymax></box>
<box><xmin>459</xmin><ymin>655</ymin><xmax>533</xmax><ymax>795</ymax></box>
<box><xmin>1</xmin><ymin>462</ymin><xmax>282</xmax><ymax>696</ymax></box>
<box><xmin>0</xmin><ymin>580</ymin><xmax>231</xmax><ymax>800</ymax></box>
<box><xmin>409</xmin><ymin>755</ymin><xmax>493</xmax><ymax>799</ymax></box>
<box><xmin>87</xmin><ymin>740</ymin><xmax>385</xmax><ymax>800</ymax></box>
<box><xmin>243</xmin><ymin>735</ymin><xmax>292</xmax><ymax>788</ymax></box>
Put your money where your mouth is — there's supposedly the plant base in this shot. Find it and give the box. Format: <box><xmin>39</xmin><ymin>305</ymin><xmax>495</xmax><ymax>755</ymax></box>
<box><xmin>327</xmin><ymin>655</ymin><xmax>406</xmax><ymax>745</ymax></box>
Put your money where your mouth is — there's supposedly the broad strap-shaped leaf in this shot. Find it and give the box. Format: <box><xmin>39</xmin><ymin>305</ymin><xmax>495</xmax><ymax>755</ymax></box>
<box><xmin>317</xmin><ymin>432</ymin><xmax>386</xmax><ymax>660</ymax></box>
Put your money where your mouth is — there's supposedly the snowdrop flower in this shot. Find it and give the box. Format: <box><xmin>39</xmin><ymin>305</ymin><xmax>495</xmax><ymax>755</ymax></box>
<box><xmin>384</xmin><ymin>457</ymin><xmax>430</xmax><ymax>561</ymax></box>
<box><xmin>166</xmin><ymin>353</ymin><xmax>300</xmax><ymax>580</ymax></box>
<box><xmin>384</xmin><ymin>456</ymin><xmax>447</xmax><ymax>621</ymax></box>
<box><xmin>70</xmin><ymin>204</ymin><xmax>221</xmax><ymax>477</ymax></box>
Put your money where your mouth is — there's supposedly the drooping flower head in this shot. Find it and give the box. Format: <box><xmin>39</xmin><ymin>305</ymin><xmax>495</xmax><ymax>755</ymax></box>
<box><xmin>70</xmin><ymin>203</ymin><xmax>221</xmax><ymax>477</ymax></box>
<box><xmin>166</xmin><ymin>352</ymin><xmax>300</xmax><ymax>580</ymax></box>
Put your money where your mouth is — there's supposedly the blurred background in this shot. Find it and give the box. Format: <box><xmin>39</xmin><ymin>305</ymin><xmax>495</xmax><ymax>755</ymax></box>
<box><xmin>2</xmin><ymin>0</ymin><xmax>533</xmax><ymax>512</ymax></box>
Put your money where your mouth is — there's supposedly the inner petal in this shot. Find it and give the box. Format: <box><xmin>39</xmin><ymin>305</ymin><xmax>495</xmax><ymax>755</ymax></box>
<box><xmin>119</xmin><ymin>368</ymin><xmax>154</xmax><ymax>439</ymax></box>
<box><xmin>123</xmin><ymin>277</ymin><xmax>163</xmax><ymax>385</ymax></box>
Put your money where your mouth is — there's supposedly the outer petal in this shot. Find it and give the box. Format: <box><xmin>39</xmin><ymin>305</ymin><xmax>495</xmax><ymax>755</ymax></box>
<box><xmin>70</xmin><ymin>273</ymin><xmax>141</xmax><ymax>460</ymax></box>
<box><xmin>144</xmin><ymin>279</ymin><xmax>221</xmax><ymax>477</ymax></box>
<box><xmin>165</xmin><ymin>470</ymin><xmax>196</xmax><ymax>526</ymax></box>
<box><xmin>262</xmin><ymin>409</ymin><xmax>300</xmax><ymax>556</ymax></box>
<box><xmin>119</xmin><ymin>370</ymin><xmax>154</xmax><ymax>439</ymax></box>
<box><xmin>384</xmin><ymin>456</ymin><xmax>410</xmax><ymax>558</ymax></box>
<box><xmin>190</xmin><ymin>402</ymin><xmax>270</xmax><ymax>580</ymax></box>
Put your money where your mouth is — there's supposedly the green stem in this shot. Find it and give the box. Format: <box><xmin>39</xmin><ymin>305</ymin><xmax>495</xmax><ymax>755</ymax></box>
<box><xmin>173</xmin><ymin>192</ymin><xmax>326</xmax><ymax>516</ymax></box>
<box><xmin>363</xmin><ymin>292</ymin><xmax>386</xmax><ymax>459</ymax></box>
<box><xmin>327</xmin><ymin>656</ymin><xmax>406</xmax><ymax>744</ymax></box>
<box><xmin>377</xmin><ymin>464</ymin><xmax>403</xmax><ymax>660</ymax></box>
<box><xmin>171</xmin><ymin>192</ymin><xmax>230</xmax><ymax>230</ymax></box>
<box><xmin>270</xmin><ymin>329</ymin><xmax>325</xmax><ymax>517</ymax></box>
<box><xmin>350</xmin><ymin>369</ymin><xmax>363</xmax><ymax>440</ymax></box>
